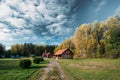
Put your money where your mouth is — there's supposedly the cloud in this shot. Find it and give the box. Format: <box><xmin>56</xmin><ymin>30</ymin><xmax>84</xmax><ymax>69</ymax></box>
<box><xmin>0</xmin><ymin>0</ymin><xmax>77</xmax><ymax>48</ymax></box>
<box><xmin>94</xmin><ymin>0</ymin><xmax>107</xmax><ymax>13</ymax></box>
<box><xmin>0</xmin><ymin>3</ymin><xmax>13</xmax><ymax>19</ymax></box>
<box><xmin>57</xmin><ymin>15</ymin><xmax>67</xmax><ymax>21</ymax></box>
<box><xmin>116</xmin><ymin>6</ymin><xmax>120</xmax><ymax>15</ymax></box>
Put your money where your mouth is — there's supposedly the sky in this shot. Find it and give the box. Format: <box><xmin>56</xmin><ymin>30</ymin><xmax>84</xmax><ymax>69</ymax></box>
<box><xmin>0</xmin><ymin>0</ymin><xmax>120</xmax><ymax>49</ymax></box>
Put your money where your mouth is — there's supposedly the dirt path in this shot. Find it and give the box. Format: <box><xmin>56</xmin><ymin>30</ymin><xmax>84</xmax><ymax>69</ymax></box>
<box><xmin>39</xmin><ymin>59</ymin><xmax>68</xmax><ymax>80</ymax></box>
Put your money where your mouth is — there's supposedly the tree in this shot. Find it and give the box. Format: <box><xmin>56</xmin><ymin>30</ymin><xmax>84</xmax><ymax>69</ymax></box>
<box><xmin>90</xmin><ymin>22</ymin><xmax>106</xmax><ymax>57</ymax></box>
<box><xmin>105</xmin><ymin>16</ymin><xmax>120</xmax><ymax>58</ymax></box>
<box><xmin>23</xmin><ymin>43</ymin><xmax>35</xmax><ymax>56</ymax></box>
<box><xmin>11</xmin><ymin>44</ymin><xmax>24</xmax><ymax>56</ymax></box>
<box><xmin>72</xmin><ymin>24</ymin><xmax>91</xmax><ymax>58</ymax></box>
<box><xmin>0</xmin><ymin>43</ymin><xmax>5</xmax><ymax>57</ymax></box>
<box><xmin>55</xmin><ymin>15</ymin><xmax>120</xmax><ymax>59</ymax></box>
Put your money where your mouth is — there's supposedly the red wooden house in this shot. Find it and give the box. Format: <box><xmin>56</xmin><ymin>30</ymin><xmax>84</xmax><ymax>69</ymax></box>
<box><xmin>42</xmin><ymin>52</ymin><xmax>53</xmax><ymax>58</ymax></box>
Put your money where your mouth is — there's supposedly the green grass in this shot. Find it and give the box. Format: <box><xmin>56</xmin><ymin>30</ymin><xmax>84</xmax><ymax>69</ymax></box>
<box><xmin>58</xmin><ymin>59</ymin><xmax>120</xmax><ymax>80</ymax></box>
<box><xmin>0</xmin><ymin>58</ymin><xmax>49</xmax><ymax>80</ymax></box>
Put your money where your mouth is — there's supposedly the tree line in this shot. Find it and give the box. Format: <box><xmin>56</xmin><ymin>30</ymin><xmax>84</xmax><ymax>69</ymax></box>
<box><xmin>54</xmin><ymin>15</ymin><xmax>120</xmax><ymax>59</ymax></box>
<box><xmin>0</xmin><ymin>43</ymin><xmax>57</xmax><ymax>58</ymax></box>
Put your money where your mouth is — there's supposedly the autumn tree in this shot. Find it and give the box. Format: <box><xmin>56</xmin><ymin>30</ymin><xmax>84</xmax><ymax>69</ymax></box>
<box><xmin>72</xmin><ymin>24</ymin><xmax>91</xmax><ymax>58</ymax></box>
<box><xmin>11</xmin><ymin>44</ymin><xmax>24</xmax><ymax>56</ymax></box>
<box><xmin>55</xmin><ymin>15</ymin><xmax>120</xmax><ymax>59</ymax></box>
<box><xmin>54</xmin><ymin>38</ymin><xmax>75</xmax><ymax>54</ymax></box>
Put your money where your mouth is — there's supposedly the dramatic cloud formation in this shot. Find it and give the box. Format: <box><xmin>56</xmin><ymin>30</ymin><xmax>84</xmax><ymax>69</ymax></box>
<box><xmin>0</xmin><ymin>0</ymin><xmax>76</xmax><ymax>48</ymax></box>
<box><xmin>0</xmin><ymin>0</ymin><xmax>120</xmax><ymax>49</ymax></box>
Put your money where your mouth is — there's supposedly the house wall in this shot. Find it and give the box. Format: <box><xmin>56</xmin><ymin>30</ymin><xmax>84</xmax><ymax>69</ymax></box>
<box><xmin>61</xmin><ymin>50</ymin><xmax>73</xmax><ymax>59</ymax></box>
<box><xmin>48</xmin><ymin>54</ymin><xmax>53</xmax><ymax>58</ymax></box>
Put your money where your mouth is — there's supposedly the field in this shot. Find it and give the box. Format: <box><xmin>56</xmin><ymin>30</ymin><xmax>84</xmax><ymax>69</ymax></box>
<box><xmin>0</xmin><ymin>58</ymin><xmax>49</xmax><ymax>80</ymax></box>
<box><xmin>58</xmin><ymin>59</ymin><xmax>120</xmax><ymax>80</ymax></box>
<box><xmin>1</xmin><ymin>58</ymin><xmax>120</xmax><ymax>80</ymax></box>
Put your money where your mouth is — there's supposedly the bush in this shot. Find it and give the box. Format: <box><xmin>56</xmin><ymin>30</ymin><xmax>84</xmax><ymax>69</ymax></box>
<box><xmin>33</xmin><ymin>57</ymin><xmax>44</xmax><ymax>64</ymax></box>
<box><xmin>19</xmin><ymin>59</ymin><xmax>31</xmax><ymax>68</ymax></box>
<box><xmin>40</xmin><ymin>57</ymin><xmax>44</xmax><ymax>62</ymax></box>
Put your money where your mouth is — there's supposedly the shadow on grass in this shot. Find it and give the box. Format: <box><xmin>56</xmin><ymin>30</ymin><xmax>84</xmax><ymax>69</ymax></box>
<box><xmin>30</xmin><ymin>65</ymin><xmax>47</xmax><ymax>69</ymax></box>
<box><xmin>30</xmin><ymin>60</ymin><xmax>49</xmax><ymax>69</ymax></box>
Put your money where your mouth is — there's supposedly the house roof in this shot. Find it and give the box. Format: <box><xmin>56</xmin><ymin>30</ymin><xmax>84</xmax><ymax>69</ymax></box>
<box><xmin>43</xmin><ymin>52</ymin><xmax>51</xmax><ymax>56</ymax></box>
<box><xmin>46</xmin><ymin>52</ymin><xmax>51</xmax><ymax>56</ymax></box>
<box><xmin>54</xmin><ymin>48</ymin><xmax>68</xmax><ymax>55</ymax></box>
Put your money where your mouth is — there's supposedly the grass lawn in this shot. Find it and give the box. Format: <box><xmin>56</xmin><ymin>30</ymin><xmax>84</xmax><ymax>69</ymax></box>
<box><xmin>58</xmin><ymin>58</ymin><xmax>120</xmax><ymax>80</ymax></box>
<box><xmin>0</xmin><ymin>58</ymin><xmax>49</xmax><ymax>80</ymax></box>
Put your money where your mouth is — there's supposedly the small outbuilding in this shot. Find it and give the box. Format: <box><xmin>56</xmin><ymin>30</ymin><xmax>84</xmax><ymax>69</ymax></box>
<box><xmin>42</xmin><ymin>52</ymin><xmax>53</xmax><ymax>58</ymax></box>
<box><xmin>54</xmin><ymin>48</ymin><xmax>73</xmax><ymax>59</ymax></box>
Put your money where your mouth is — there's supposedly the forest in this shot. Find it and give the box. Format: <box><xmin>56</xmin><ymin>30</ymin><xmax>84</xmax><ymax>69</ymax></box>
<box><xmin>54</xmin><ymin>15</ymin><xmax>120</xmax><ymax>59</ymax></box>
<box><xmin>0</xmin><ymin>43</ymin><xmax>56</xmax><ymax>58</ymax></box>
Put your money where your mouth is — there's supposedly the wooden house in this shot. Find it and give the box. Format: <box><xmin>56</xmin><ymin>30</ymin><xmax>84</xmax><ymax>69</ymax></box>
<box><xmin>54</xmin><ymin>48</ymin><xmax>73</xmax><ymax>59</ymax></box>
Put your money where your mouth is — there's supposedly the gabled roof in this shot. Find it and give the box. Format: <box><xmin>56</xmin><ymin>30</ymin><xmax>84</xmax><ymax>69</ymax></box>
<box><xmin>46</xmin><ymin>52</ymin><xmax>51</xmax><ymax>56</ymax></box>
<box><xmin>54</xmin><ymin>48</ymin><xmax>68</xmax><ymax>55</ymax></box>
<box><xmin>43</xmin><ymin>52</ymin><xmax>51</xmax><ymax>56</ymax></box>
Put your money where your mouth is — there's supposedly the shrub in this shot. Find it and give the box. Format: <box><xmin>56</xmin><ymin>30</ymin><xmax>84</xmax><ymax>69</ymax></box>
<box><xmin>19</xmin><ymin>59</ymin><xmax>31</xmax><ymax>68</ymax></box>
<box><xmin>39</xmin><ymin>57</ymin><xmax>44</xmax><ymax>62</ymax></box>
<box><xmin>33</xmin><ymin>57</ymin><xmax>44</xmax><ymax>64</ymax></box>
